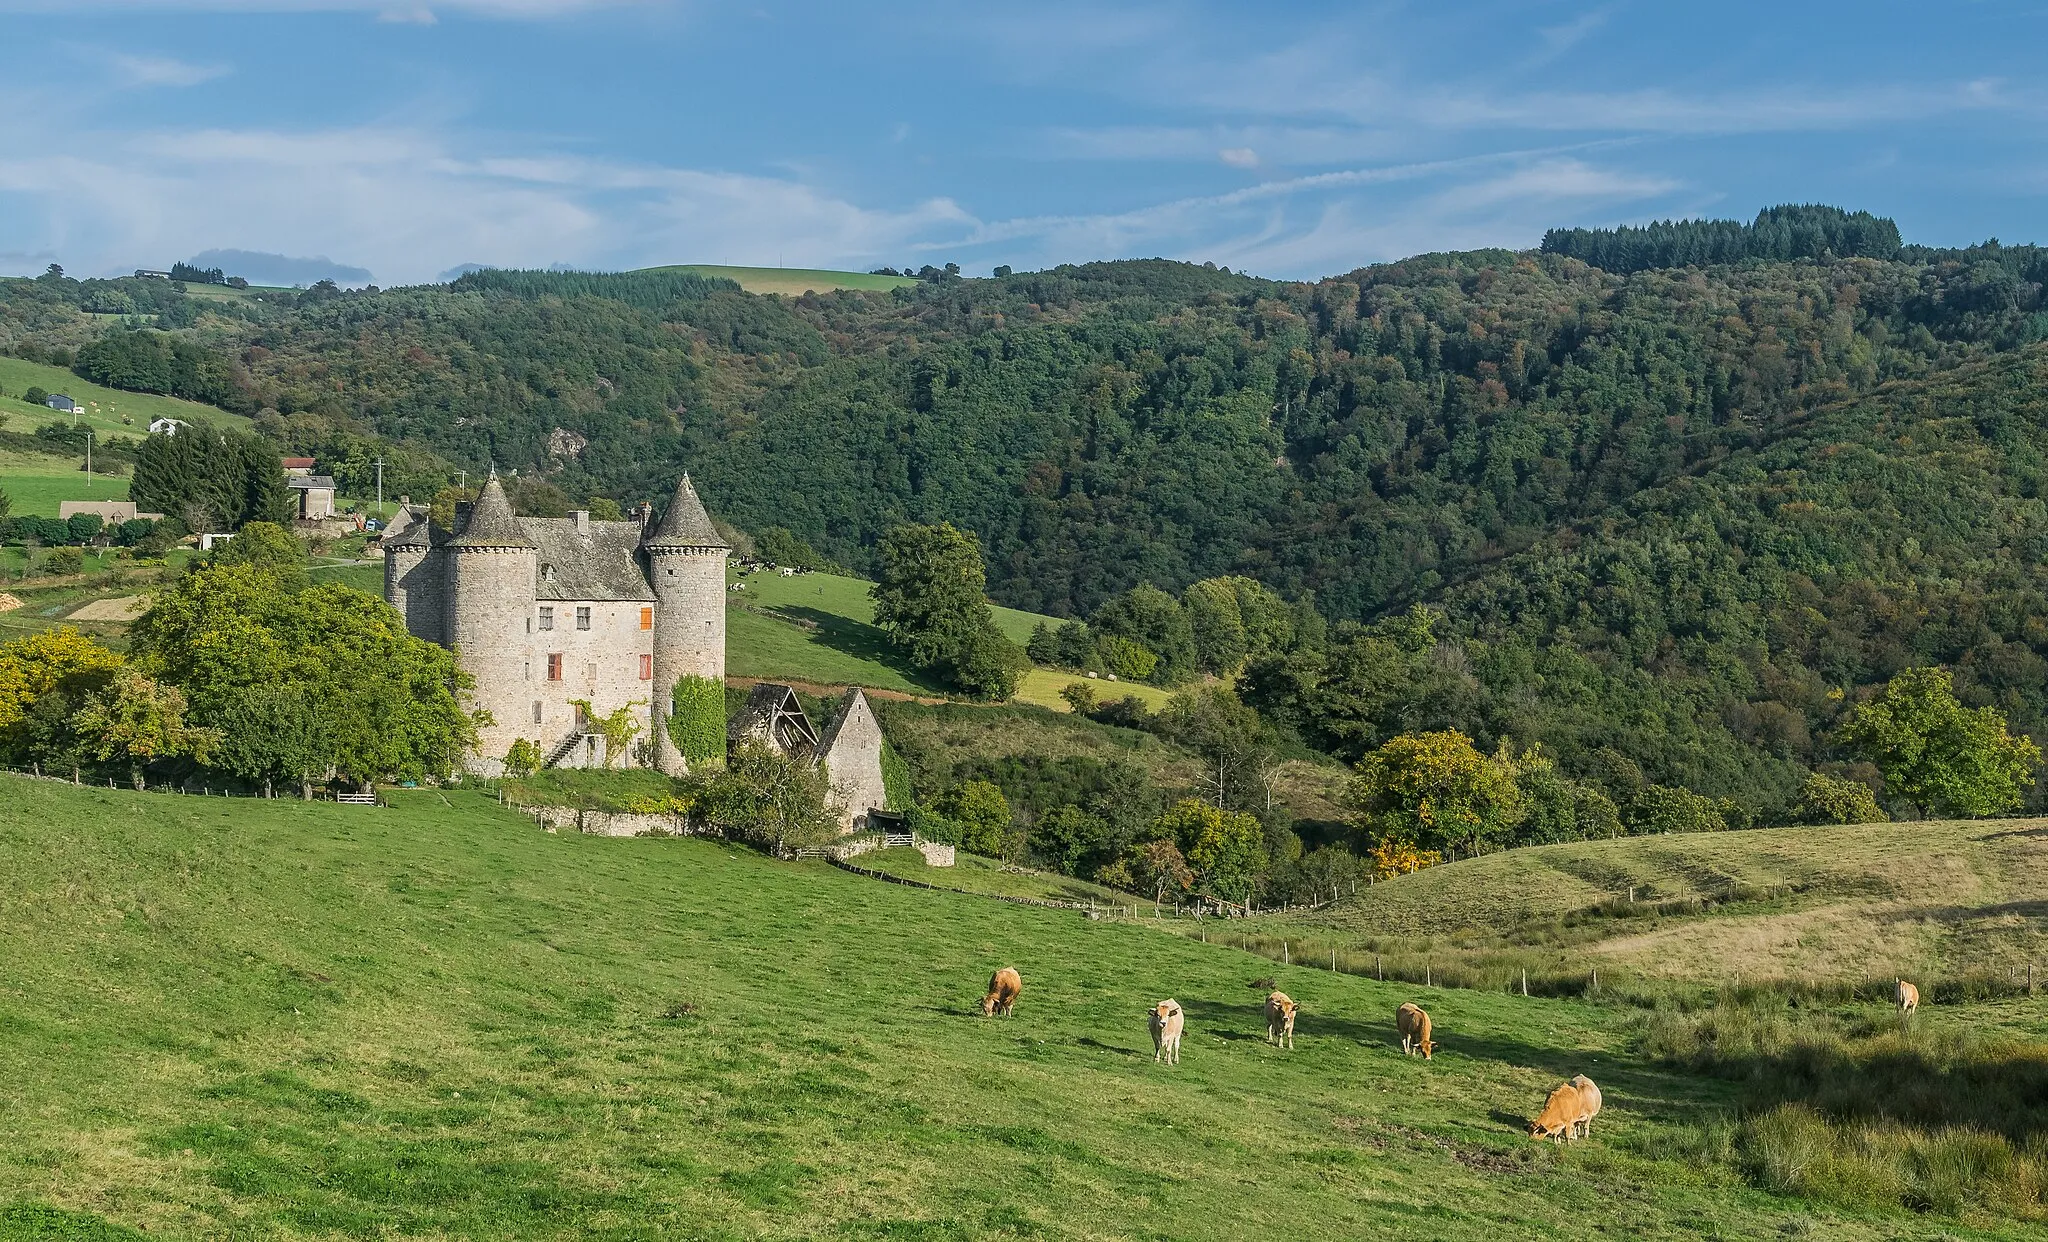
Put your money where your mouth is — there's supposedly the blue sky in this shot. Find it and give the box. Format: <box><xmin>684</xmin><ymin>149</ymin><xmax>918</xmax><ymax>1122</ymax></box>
<box><xmin>1</xmin><ymin>1</ymin><xmax>2043</xmax><ymax>285</ymax></box>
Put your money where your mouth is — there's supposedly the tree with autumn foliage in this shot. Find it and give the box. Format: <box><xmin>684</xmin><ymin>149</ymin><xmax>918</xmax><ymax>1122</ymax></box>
<box><xmin>1349</xmin><ymin>729</ymin><xmax>1529</xmax><ymax>858</ymax></box>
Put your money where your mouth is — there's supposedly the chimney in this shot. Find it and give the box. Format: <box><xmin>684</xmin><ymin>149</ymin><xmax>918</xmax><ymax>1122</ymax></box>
<box><xmin>636</xmin><ymin>501</ymin><xmax>654</xmax><ymax>529</ymax></box>
<box><xmin>574</xmin><ymin>509</ymin><xmax>590</xmax><ymax>537</ymax></box>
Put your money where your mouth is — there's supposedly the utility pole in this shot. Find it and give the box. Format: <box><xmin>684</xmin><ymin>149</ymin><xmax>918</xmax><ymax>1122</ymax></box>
<box><xmin>457</xmin><ymin>468</ymin><xmax>467</xmax><ymax>492</ymax></box>
<box><xmin>84</xmin><ymin>429</ymin><xmax>91</xmax><ymax>488</ymax></box>
<box><xmin>374</xmin><ymin>455</ymin><xmax>385</xmax><ymax>518</ymax></box>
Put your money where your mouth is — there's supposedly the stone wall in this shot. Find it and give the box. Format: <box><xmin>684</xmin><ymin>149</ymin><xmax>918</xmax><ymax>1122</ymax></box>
<box><xmin>514</xmin><ymin>803</ymin><xmax>699</xmax><ymax>838</ymax></box>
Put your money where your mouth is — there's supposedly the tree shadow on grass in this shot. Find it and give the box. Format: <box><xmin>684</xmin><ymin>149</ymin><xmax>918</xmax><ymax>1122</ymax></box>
<box><xmin>766</xmin><ymin>605</ymin><xmax>949</xmax><ymax>693</ymax></box>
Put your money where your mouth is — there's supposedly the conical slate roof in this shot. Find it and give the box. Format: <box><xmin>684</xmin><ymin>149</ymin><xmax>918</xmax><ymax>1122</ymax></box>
<box><xmin>378</xmin><ymin>503</ymin><xmax>432</xmax><ymax>549</ymax></box>
<box><xmin>643</xmin><ymin>473</ymin><xmax>728</xmax><ymax>549</ymax></box>
<box><xmin>446</xmin><ymin>471</ymin><xmax>535</xmax><ymax>549</ymax></box>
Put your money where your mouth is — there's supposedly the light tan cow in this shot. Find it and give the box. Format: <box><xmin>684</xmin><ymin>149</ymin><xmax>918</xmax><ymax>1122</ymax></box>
<box><xmin>1568</xmin><ymin>1074</ymin><xmax>1602</xmax><ymax>1138</ymax></box>
<box><xmin>1395</xmin><ymin>1002</ymin><xmax>1434</xmax><ymax>1059</ymax></box>
<box><xmin>1149</xmin><ymin>999</ymin><xmax>1185</xmax><ymax>1064</ymax></box>
<box><xmin>1529</xmin><ymin>1081</ymin><xmax>1592</xmax><ymax>1143</ymax></box>
<box><xmin>1895</xmin><ymin>978</ymin><xmax>1919</xmax><ymax>1017</ymax></box>
<box><xmin>1265</xmin><ymin>991</ymin><xmax>1298</xmax><ymax>1049</ymax></box>
<box><xmin>981</xmin><ymin>967</ymin><xmax>1022</xmax><ymax>1017</ymax></box>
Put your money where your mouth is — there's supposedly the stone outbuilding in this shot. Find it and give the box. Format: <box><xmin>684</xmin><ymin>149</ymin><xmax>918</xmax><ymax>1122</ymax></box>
<box><xmin>818</xmin><ymin>689</ymin><xmax>888</xmax><ymax>832</ymax></box>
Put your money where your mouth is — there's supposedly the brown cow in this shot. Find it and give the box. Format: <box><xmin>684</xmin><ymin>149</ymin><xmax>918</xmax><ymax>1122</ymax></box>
<box><xmin>1395</xmin><ymin>1002</ymin><xmax>1434</xmax><ymax>1059</ymax></box>
<box><xmin>1568</xmin><ymin>1074</ymin><xmax>1602</xmax><ymax>1139</ymax></box>
<box><xmin>1895</xmin><ymin>978</ymin><xmax>1919</xmax><ymax>1017</ymax></box>
<box><xmin>981</xmin><ymin>967</ymin><xmax>1021</xmax><ymax>1017</ymax></box>
<box><xmin>1529</xmin><ymin>1081</ymin><xmax>1592</xmax><ymax>1143</ymax></box>
<box><xmin>1149</xmin><ymin>999</ymin><xmax>1185</xmax><ymax>1064</ymax></box>
<box><xmin>1265</xmin><ymin>991</ymin><xmax>1298</xmax><ymax>1049</ymax></box>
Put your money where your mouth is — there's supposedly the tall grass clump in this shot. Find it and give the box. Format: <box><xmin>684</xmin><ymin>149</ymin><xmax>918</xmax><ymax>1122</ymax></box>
<box><xmin>1641</xmin><ymin>1000</ymin><xmax>2048</xmax><ymax>1220</ymax></box>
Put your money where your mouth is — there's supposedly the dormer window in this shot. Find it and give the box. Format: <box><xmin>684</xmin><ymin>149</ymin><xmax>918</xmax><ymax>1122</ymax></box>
<box><xmin>541</xmin><ymin>564</ymin><xmax>558</xmax><ymax>586</ymax></box>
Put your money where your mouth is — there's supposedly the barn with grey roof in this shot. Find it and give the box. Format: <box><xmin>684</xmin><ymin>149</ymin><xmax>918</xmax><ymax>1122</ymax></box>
<box><xmin>381</xmin><ymin>471</ymin><xmax>728</xmax><ymax>775</ymax></box>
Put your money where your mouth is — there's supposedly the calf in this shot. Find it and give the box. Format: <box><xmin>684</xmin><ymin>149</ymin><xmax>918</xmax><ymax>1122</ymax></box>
<box><xmin>981</xmin><ymin>967</ymin><xmax>1022</xmax><ymax>1017</ymax></box>
<box><xmin>1149</xmin><ymin>999</ymin><xmax>1185</xmax><ymax>1064</ymax></box>
<box><xmin>1529</xmin><ymin>1081</ymin><xmax>1591</xmax><ymax>1143</ymax></box>
<box><xmin>1568</xmin><ymin>1075</ymin><xmax>1603</xmax><ymax>1139</ymax></box>
<box><xmin>1265</xmin><ymin>991</ymin><xmax>1298</xmax><ymax>1049</ymax></box>
<box><xmin>1895</xmin><ymin>978</ymin><xmax>1919</xmax><ymax>1017</ymax></box>
<box><xmin>1395</xmin><ymin>1002</ymin><xmax>1434</xmax><ymax>1059</ymax></box>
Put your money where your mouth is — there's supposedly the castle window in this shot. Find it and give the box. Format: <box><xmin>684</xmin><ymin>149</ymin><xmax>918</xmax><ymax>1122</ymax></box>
<box><xmin>639</xmin><ymin>654</ymin><xmax>652</xmax><ymax>680</ymax></box>
<box><xmin>640</xmin><ymin>606</ymin><xmax>653</xmax><ymax>630</ymax></box>
<box><xmin>576</xmin><ymin>606</ymin><xmax>591</xmax><ymax>630</ymax></box>
<box><xmin>524</xmin><ymin>660</ymin><xmax>531</xmax><ymax>681</ymax></box>
<box><xmin>539</xmin><ymin>606</ymin><xmax>554</xmax><ymax>631</ymax></box>
<box><xmin>533</xmin><ymin>701</ymin><xmax>542</xmax><ymax>723</ymax></box>
<box><xmin>547</xmin><ymin>653</ymin><xmax>563</xmax><ymax>681</ymax></box>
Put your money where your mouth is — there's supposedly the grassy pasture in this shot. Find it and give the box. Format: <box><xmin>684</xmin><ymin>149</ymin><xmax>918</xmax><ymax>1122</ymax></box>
<box><xmin>0</xmin><ymin>356</ymin><xmax>237</xmax><ymax>443</ymax></box>
<box><xmin>648</xmin><ymin>264</ymin><xmax>918</xmax><ymax>297</ymax></box>
<box><xmin>7</xmin><ymin>774</ymin><xmax>2038</xmax><ymax>1238</ymax></box>
<box><xmin>1257</xmin><ymin>817</ymin><xmax>2048</xmax><ymax>1001</ymax></box>
<box><xmin>0</xmin><ymin>451</ymin><xmax>129</xmax><ymax>516</ymax></box>
<box><xmin>852</xmin><ymin>847</ymin><xmax>1150</xmax><ymax>907</ymax></box>
<box><xmin>725</xmin><ymin>568</ymin><xmax>1062</xmax><ymax>698</ymax></box>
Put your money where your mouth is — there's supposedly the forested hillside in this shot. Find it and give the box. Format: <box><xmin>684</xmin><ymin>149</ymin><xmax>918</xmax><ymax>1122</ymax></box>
<box><xmin>7</xmin><ymin>207</ymin><xmax>2048</xmax><ymax>814</ymax></box>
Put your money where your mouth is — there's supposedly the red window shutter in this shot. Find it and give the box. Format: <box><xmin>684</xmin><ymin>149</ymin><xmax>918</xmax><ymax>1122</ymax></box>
<box><xmin>639</xmin><ymin>654</ymin><xmax>652</xmax><ymax>680</ymax></box>
<box><xmin>547</xmin><ymin>654</ymin><xmax>562</xmax><ymax>680</ymax></box>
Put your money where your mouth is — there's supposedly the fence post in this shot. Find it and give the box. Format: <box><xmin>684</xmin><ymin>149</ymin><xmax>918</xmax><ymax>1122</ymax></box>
<box><xmin>1283</xmin><ymin>941</ymin><xmax>1290</xmax><ymax>965</ymax></box>
<box><xmin>1590</xmin><ymin>968</ymin><xmax>1599</xmax><ymax>996</ymax></box>
<box><xmin>2030</xmin><ymin>962</ymin><xmax>2036</xmax><ymax>997</ymax></box>
<box><xmin>1522</xmin><ymin>969</ymin><xmax>1528</xmax><ymax>997</ymax></box>
<box><xmin>1426</xmin><ymin>960</ymin><xmax>1432</xmax><ymax>988</ymax></box>
<box><xmin>1331</xmin><ymin>949</ymin><xmax>1337</xmax><ymax>973</ymax></box>
<box><xmin>1376</xmin><ymin>954</ymin><xmax>1382</xmax><ymax>981</ymax></box>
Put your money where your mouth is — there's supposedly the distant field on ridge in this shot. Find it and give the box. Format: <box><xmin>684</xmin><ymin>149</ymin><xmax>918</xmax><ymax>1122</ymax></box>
<box><xmin>645</xmin><ymin>264</ymin><xmax>918</xmax><ymax>296</ymax></box>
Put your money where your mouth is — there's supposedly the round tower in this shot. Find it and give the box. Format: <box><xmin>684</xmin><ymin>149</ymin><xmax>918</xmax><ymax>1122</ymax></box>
<box><xmin>644</xmin><ymin>473</ymin><xmax>729</xmax><ymax>775</ymax></box>
<box><xmin>445</xmin><ymin>472</ymin><xmax>537</xmax><ymax>775</ymax></box>
<box><xmin>380</xmin><ymin>503</ymin><xmax>440</xmax><ymax>645</ymax></box>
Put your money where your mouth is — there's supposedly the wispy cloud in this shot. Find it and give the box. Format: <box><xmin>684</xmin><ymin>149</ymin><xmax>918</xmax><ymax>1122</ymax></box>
<box><xmin>0</xmin><ymin>119</ymin><xmax>976</xmax><ymax>283</ymax></box>
<box><xmin>103</xmin><ymin>51</ymin><xmax>230</xmax><ymax>88</ymax></box>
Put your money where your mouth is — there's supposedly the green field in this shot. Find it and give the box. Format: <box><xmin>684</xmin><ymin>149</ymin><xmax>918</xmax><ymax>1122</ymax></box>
<box><xmin>648</xmin><ymin>265</ymin><xmax>919</xmax><ymax>297</ymax></box>
<box><xmin>853</xmin><ymin>846</ymin><xmax>1150</xmax><ymax>907</ymax></box>
<box><xmin>726</xmin><ymin>568</ymin><xmax>1063</xmax><ymax>698</ymax></box>
<box><xmin>0</xmin><ymin>356</ymin><xmax>239</xmax><ymax>443</ymax></box>
<box><xmin>0</xmin><ymin>450</ymin><xmax>129</xmax><ymax>517</ymax></box>
<box><xmin>1254</xmin><ymin>816</ymin><xmax>2048</xmax><ymax>997</ymax></box>
<box><xmin>8</xmin><ymin>773</ymin><xmax>2039</xmax><ymax>1238</ymax></box>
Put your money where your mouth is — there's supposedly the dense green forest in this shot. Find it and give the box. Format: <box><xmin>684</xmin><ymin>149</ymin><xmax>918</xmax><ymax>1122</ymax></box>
<box><xmin>7</xmin><ymin>205</ymin><xmax>2048</xmax><ymax>817</ymax></box>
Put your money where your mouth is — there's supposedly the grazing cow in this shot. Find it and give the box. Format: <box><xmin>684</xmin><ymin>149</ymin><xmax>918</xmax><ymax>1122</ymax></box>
<box><xmin>1896</xmin><ymin>978</ymin><xmax>1920</xmax><ymax>1017</ymax></box>
<box><xmin>1529</xmin><ymin>1081</ymin><xmax>1592</xmax><ymax>1143</ymax></box>
<box><xmin>1395</xmin><ymin>1002</ymin><xmax>1434</xmax><ymax>1059</ymax></box>
<box><xmin>1568</xmin><ymin>1075</ymin><xmax>1603</xmax><ymax>1138</ymax></box>
<box><xmin>1265</xmin><ymin>991</ymin><xmax>1299</xmax><ymax>1049</ymax></box>
<box><xmin>1149</xmin><ymin>999</ymin><xmax>1185</xmax><ymax>1064</ymax></box>
<box><xmin>981</xmin><ymin>967</ymin><xmax>1022</xmax><ymax>1017</ymax></box>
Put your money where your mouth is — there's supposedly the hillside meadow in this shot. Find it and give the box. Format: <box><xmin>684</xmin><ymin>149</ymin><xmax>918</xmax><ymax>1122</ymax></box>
<box><xmin>1244</xmin><ymin>817</ymin><xmax>2048</xmax><ymax>1007</ymax></box>
<box><xmin>6</xmin><ymin>773</ymin><xmax>2043</xmax><ymax>1239</ymax></box>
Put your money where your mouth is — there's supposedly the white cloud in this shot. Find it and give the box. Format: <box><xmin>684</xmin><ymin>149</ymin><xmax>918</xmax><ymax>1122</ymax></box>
<box><xmin>0</xmin><ymin>117</ymin><xmax>977</xmax><ymax>284</ymax></box>
<box><xmin>1217</xmin><ymin>147</ymin><xmax>1259</xmax><ymax>169</ymax></box>
<box><xmin>377</xmin><ymin>5</ymin><xmax>438</xmax><ymax>22</ymax></box>
<box><xmin>104</xmin><ymin>51</ymin><xmax>229</xmax><ymax>88</ymax></box>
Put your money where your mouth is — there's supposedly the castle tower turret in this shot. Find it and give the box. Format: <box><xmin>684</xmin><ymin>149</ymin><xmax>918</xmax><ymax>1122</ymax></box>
<box><xmin>379</xmin><ymin>503</ymin><xmax>443</xmax><ymax>645</ymax></box>
<box><xmin>445</xmin><ymin>471</ymin><xmax>537</xmax><ymax>774</ymax></box>
<box><xmin>644</xmin><ymin>473</ymin><xmax>729</xmax><ymax>775</ymax></box>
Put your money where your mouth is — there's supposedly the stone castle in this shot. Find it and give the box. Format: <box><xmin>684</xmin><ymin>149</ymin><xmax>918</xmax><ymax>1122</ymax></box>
<box><xmin>379</xmin><ymin>471</ymin><xmax>728</xmax><ymax>776</ymax></box>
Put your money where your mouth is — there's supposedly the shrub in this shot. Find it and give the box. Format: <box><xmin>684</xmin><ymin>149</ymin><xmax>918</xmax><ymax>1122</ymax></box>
<box><xmin>1058</xmin><ymin>681</ymin><xmax>1097</xmax><ymax>714</ymax></box>
<box><xmin>23</xmin><ymin>386</ymin><xmax>46</xmax><ymax>406</ymax></box>
<box><xmin>1630</xmin><ymin>783</ymin><xmax>1727</xmax><ymax>834</ymax></box>
<box><xmin>1792</xmin><ymin>772</ymin><xmax>1888</xmax><ymax>825</ymax></box>
<box><xmin>40</xmin><ymin>546</ymin><xmax>84</xmax><ymax>576</ymax></box>
<box><xmin>503</xmin><ymin>738</ymin><xmax>542</xmax><ymax>778</ymax></box>
<box><xmin>936</xmin><ymin>780</ymin><xmax>1012</xmax><ymax>856</ymax></box>
<box><xmin>1093</xmin><ymin>634</ymin><xmax>1157</xmax><ymax>681</ymax></box>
